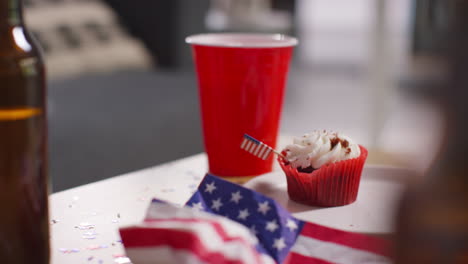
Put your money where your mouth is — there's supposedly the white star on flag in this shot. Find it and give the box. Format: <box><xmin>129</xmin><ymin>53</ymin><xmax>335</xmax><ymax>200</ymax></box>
<box><xmin>273</xmin><ymin>237</ymin><xmax>287</xmax><ymax>251</ymax></box>
<box><xmin>250</xmin><ymin>225</ymin><xmax>258</xmax><ymax>235</ymax></box>
<box><xmin>237</xmin><ymin>209</ymin><xmax>250</xmax><ymax>220</ymax></box>
<box><xmin>266</xmin><ymin>219</ymin><xmax>279</xmax><ymax>232</ymax></box>
<box><xmin>191</xmin><ymin>202</ymin><xmax>204</xmax><ymax>211</ymax></box>
<box><xmin>211</xmin><ymin>198</ymin><xmax>223</xmax><ymax>211</ymax></box>
<box><xmin>204</xmin><ymin>182</ymin><xmax>216</xmax><ymax>194</ymax></box>
<box><xmin>257</xmin><ymin>201</ymin><xmax>271</xmax><ymax>215</ymax></box>
<box><xmin>230</xmin><ymin>191</ymin><xmax>243</xmax><ymax>204</ymax></box>
<box><xmin>286</xmin><ymin>219</ymin><xmax>298</xmax><ymax>232</ymax></box>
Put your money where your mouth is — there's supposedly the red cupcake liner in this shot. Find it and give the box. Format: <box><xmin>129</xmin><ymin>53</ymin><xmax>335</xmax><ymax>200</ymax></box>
<box><xmin>278</xmin><ymin>145</ymin><xmax>368</xmax><ymax>207</ymax></box>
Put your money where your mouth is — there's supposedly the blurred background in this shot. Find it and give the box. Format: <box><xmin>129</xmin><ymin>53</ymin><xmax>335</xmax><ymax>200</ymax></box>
<box><xmin>26</xmin><ymin>0</ymin><xmax>443</xmax><ymax>192</ymax></box>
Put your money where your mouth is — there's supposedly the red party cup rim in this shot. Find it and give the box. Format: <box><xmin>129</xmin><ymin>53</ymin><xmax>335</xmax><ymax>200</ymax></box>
<box><xmin>185</xmin><ymin>33</ymin><xmax>298</xmax><ymax>48</ymax></box>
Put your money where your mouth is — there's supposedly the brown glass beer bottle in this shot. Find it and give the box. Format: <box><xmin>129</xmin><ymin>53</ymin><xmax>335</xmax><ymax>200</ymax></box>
<box><xmin>395</xmin><ymin>1</ymin><xmax>468</xmax><ymax>263</ymax></box>
<box><xmin>0</xmin><ymin>0</ymin><xmax>49</xmax><ymax>263</ymax></box>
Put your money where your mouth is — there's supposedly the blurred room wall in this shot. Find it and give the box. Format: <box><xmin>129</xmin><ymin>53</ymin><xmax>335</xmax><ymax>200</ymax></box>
<box><xmin>25</xmin><ymin>0</ymin><xmax>153</xmax><ymax>80</ymax></box>
<box><xmin>102</xmin><ymin>0</ymin><xmax>210</xmax><ymax>68</ymax></box>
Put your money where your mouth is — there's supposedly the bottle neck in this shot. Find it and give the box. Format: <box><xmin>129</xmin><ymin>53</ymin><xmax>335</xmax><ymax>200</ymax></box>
<box><xmin>440</xmin><ymin>104</ymin><xmax>468</xmax><ymax>166</ymax></box>
<box><xmin>0</xmin><ymin>0</ymin><xmax>23</xmax><ymax>26</ymax></box>
<box><xmin>434</xmin><ymin>1</ymin><xmax>468</xmax><ymax>175</ymax></box>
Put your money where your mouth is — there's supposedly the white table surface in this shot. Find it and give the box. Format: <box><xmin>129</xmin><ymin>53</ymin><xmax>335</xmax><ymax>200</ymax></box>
<box><xmin>50</xmin><ymin>153</ymin><xmax>208</xmax><ymax>264</ymax></box>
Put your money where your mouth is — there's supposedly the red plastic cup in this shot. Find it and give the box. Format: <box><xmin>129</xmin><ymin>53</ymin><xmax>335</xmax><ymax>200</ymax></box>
<box><xmin>186</xmin><ymin>33</ymin><xmax>297</xmax><ymax>178</ymax></box>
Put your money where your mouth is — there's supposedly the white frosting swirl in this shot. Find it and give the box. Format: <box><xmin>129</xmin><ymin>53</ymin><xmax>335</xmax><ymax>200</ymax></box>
<box><xmin>283</xmin><ymin>131</ymin><xmax>361</xmax><ymax>170</ymax></box>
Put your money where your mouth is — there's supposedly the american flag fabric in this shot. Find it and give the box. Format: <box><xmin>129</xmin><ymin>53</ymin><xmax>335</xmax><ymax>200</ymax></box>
<box><xmin>240</xmin><ymin>134</ymin><xmax>276</xmax><ymax>160</ymax></box>
<box><xmin>120</xmin><ymin>201</ymin><xmax>276</xmax><ymax>264</ymax></box>
<box><xmin>120</xmin><ymin>174</ymin><xmax>392</xmax><ymax>264</ymax></box>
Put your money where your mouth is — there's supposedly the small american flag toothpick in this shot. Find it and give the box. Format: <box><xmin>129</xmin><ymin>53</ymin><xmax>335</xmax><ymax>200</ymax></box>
<box><xmin>240</xmin><ymin>134</ymin><xmax>284</xmax><ymax>160</ymax></box>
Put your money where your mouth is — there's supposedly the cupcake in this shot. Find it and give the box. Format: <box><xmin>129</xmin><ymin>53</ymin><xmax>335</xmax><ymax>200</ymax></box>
<box><xmin>278</xmin><ymin>131</ymin><xmax>367</xmax><ymax>207</ymax></box>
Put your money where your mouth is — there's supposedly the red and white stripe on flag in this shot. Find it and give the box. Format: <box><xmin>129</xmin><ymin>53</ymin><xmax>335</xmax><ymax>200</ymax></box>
<box><xmin>240</xmin><ymin>137</ymin><xmax>273</xmax><ymax>160</ymax></box>
<box><xmin>285</xmin><ymin>223</ymin><xmax>392</xmax><ymax>264</ymax></box>
<box><xmin>120</xmin><ymin>202</ymin><xmax>275</xmax><ymax>264</ymax></box>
